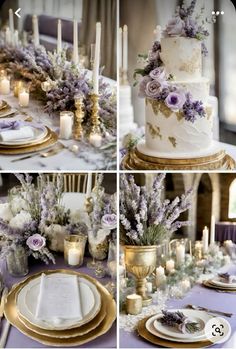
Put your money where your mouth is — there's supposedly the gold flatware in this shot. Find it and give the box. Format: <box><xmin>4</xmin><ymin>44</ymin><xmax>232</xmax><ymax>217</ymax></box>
<box><xmin>11</xmin><ymin>143</ymin><xmax>65</xmax><ymax>162</ymax></box>
<box><xmin>0</xmin><ymin>321</ymin><xmax>11</xmax><ymax>348</ymax></box>
<box><xmin>186</xmin><ymin>304</ymin><xmax>233</xmax><ymax>318</ymax></box>
<box><xmin>0</xmin><ymin>287</ymin><xmax>8</xmax><ymax>320</ymax></box>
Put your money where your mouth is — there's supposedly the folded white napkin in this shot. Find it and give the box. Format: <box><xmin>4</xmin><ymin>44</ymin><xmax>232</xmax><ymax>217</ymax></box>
<box><xmin>0</xmin><ymin>126</ymin><xmax>34</xmax><ymax>141</ymax></box>
<box><xmin>35</xmin><ymin>274</ymin><xmax>83</xmax><ymax>324</ymax></box>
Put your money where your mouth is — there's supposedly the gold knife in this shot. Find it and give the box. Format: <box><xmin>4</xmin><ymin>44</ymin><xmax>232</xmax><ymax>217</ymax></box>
<box><xmin>0</xmin><ymin>287</ymin><xmax>8</xmax><ymax>320</ymax></box>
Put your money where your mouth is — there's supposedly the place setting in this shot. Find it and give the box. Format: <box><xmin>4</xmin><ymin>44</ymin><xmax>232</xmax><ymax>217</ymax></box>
<box><xmin>119</xmin><ymin>173</ymin><xmax>235</xmax><ymax>348</ymax></box>
<box><xmin>0</xmin><ymin>172</ymin><xmax>117</xmax><ymax>347</ymax></box>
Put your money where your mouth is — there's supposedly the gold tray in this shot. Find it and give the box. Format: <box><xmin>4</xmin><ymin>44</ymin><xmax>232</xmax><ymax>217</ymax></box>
<box><xmin>0</xmin><ymin>128</ymin><xmax>58</xmax><ymax>155</ymax></box>
<box><xmin>137</xmin><ymin>316</ymin><xmax>212</xmax><ymax>348</ymax></box>
<box><xmin>4</xmin><ymin>269</ymin><xmax>116</xmax><ymax>347</ymax></box>
<box><xmin>202</xmin><ymin>280</ymin><xmax>236</xmax><ymax>293</ymax></box>
<box><xmin>122</xmin><ymin>148</ymin><xmax>236</xmax><ymax>170</ymax></box>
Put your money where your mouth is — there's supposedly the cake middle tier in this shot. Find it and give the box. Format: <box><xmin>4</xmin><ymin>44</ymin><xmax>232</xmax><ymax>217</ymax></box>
<box><xmin>145</xmin><ymin>98</ymin><xmax>213</xmax><ymax>154</ymax></box>
<box><xmin>169</xmin><ymin>77</ymin><xmax>210</xmax><ymax>104</ymax></box>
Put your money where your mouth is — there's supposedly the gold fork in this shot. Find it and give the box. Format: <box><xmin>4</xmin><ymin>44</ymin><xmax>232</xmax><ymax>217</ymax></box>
<box><xmin>11</xmin><ymin>143</ymin><xmax>66</xmax><ymax>162</ymax></box>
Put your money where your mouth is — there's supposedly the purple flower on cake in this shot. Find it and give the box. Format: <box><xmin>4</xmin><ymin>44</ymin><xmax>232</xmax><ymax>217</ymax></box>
<box><xmin>149</xmin><ymin>67</ymin><xmax>166</xmax><ymax>82</ymax></box>
<box><xmin>145</xmin><ymin>80</ymin><xmax>162</xmax><ymax>99</ymax></box>
<box><xmin>165</xmin><ymin>92</ymin><xmax>186</xmax><ymax>111</ymax></box>
<box><xmin>166</xmin><ymin>16</ymin><xmax>186</xmax><ymax>36</ymax></box>
<box><xmin>26</xmin><ymin>234</ymin><xmax>46</xmax><ymax>251</ymax></box>
<box><xmin>101</xmin><ymin>213</ymin><xmax>117</xmax><ymax>230</ymax></box>
<box><xmin>138</xmin><ymin>76</ymin><xmax>152</xmax><ymax>98</ymax></box>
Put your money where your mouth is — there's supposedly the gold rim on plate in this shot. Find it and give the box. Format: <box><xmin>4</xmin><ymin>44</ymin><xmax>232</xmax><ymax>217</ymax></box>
<box><xmin>202</xmin><ymin>280</ymin><xmax>236</xmax><ymax>292</ymax></box>
<box><xmin>0</xmin><ymin>128</ymin><xmax>58</xmax><ymax>155</ymax></box>
<box><xmin>0</xmin><ymin>100</ymin><xmax>8</xmax><ymax>111</ymax></box>
<box><xmin>137</xmin><ymin>316</ymin><xmax>213</xmax><ymax>348</ymax></box>
<box><xmin>0</xmin><ymin>126</ymin><xmax>49</xmax><ymax>148</ymax></box>
<box><xmin>4</xmin><ymin>269</ymin><xmax>117</xmax><ymax>347</ymax></box>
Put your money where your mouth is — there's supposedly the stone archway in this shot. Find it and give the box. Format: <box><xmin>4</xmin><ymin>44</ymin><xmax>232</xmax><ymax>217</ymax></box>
<box><xmin>196</xmin><ymin>174</ymin><xmax>213</xmax><ymax>240</ymax></box>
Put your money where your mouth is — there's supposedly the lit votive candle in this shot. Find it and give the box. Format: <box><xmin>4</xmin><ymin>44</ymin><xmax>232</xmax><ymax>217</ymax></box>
<box><xmin>89</xmin><ymin>132</ymin><xmax>102</xmax><ymax>147</ymax></box>
<box><xmin>60</xmin><ymin>111</ymin><xmax>74</xmax><ymax>140</ymax></box>
<box><xmin>18</xmin><ymin>88</ymin><xmax>29</xmax><ymax>107</ymax></box>
<box><xmin>0</xmin><ymin>76</ymin><xmax>10</xmax><ymax>95</ymax></box>
<box><xmin>126</xmin><ymin>294</ymin><xmax>142</xmax><ymax>315</ymax></box>
<box><xmin>166</xmin><ymin>259</ymin><xmax>175</xmax><ymax>273</ymax></box>
<box><xmin>68</xmin><ymin>248</ymin><xmax>81</xmax><ymax>266</ymax></box>
<box><xmin>64</xmin><ymin>234</ymin><xmax>87</xmax><ymax>267</ymax></box>
<box><xmin>194</xmin><ymin>241</ymin><xmax>203</xmax><ymax>261</ymax></box>
<box><xmin>156</xmin><ymin>266</ymin><xmax>166</xmax><ymax>288</ymax></box>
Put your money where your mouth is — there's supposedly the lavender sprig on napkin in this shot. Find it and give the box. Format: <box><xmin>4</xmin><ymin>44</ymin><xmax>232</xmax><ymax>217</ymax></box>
<box><xmin>159</xmin><ymin>310</ymin><xmax>200</xmax><ymax>334</ymax></box>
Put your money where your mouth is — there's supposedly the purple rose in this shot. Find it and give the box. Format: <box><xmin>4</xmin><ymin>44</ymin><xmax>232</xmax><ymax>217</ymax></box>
<box><xmin>145</xmin><ymin>80</ymin><xmax>162</xmax><ymax>99</ymax></box>
<box><xmin>149</xmin><ymin>67</ymin><xmax>166</xmax><ymax>82</ymax></box>
<box><xmin>101</xmin><ymin>214</ymin><xmax>117</xmax><ymax>230</ymax></box>
<box><xmin>148</xmin><ymin>50</ymin><xmax>159</xmax><ymax>62</ymax></box>
<box><xmin>26</xmin><ymin>234</ymin><xmax>46</xmax><ymax>251</ymax></box>
<box><xmin>138</xmin><ymin>76</ymin><xmax>152</xmax><ymax>98</ymax></box>
<box><xmin>166</xmin><ymin>16</ymin><xmax>186</xmax><ymax>36</ymax></box>
<box><xmin>165</xmin><ymin>92</ymin><xmax>186</xmax><ymax>111</ymax></box>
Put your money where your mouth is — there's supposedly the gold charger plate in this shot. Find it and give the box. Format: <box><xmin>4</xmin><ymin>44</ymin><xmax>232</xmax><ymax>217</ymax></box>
<box><xmin>122</xmin><ymin>148</ymin><xmax>236</xmax><ymax>170</ymax></box>
<box><xmin>137</xmin><ymin>316</ymin><xmax>212</xmax><ymax>348</ymax></box>
<box><xmin>0</xmin><ymin>128</ymin><xmax>58</xmax><ymax>155</ymax></box>
<box><xmin>0</xmin><ymin>100</ymin><xmax>8</xmax><ymax>111</ymax></box>
<box><xmin>202</xmin><ymin>280</ymin><xmax>236</xmax><ymax>293</ymax></box>
<box><xmin>4</xmin><ymin>269</ymin><xmax>117</xmax><ymax>347</ymax></box>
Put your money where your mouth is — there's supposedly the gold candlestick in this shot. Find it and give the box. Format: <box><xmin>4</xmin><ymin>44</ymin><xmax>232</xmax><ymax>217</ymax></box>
<box><xmin>90</xmin><ymin>93</ymin><xmax>101</xmax><ymax>134</ymax></box>
<box><xmin>84</xmin><ymin>197</ymin><xmax>93</xmax><ymax>214</ymax></box>
<box><xmin>74</xmin><ymin>95</ymin><xmax>84</xmax><ymax>140</ymax></box>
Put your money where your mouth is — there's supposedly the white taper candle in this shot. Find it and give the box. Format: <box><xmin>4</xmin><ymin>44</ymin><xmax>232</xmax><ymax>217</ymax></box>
<box><xmin>73</xmin><ymin>19</ymin><xmax>79</xmax><ymax>64</ymax></box>
<box><xmin>93</xmin><ymin>22</ymin><xmax>101</xmax><ymax>94</ymax></box>
<box><xmin>86</xmin><ymin>173</ymin><xmax>92</xmax><ymax>199</ymax></box>
<box><xmin>123</xmin><ymin>25</ymin><xmax>128</xmax><ymax>72</ymax></box>
<box><xmin>210</xmin><ymin>215</ymin><xmax>215</xmax><ymax>245</ymax></box>
<box><xmin>32</xmin><ymin>15</ymin><xmax>40</xmax><ymax>46</ymax></box>
<box><xmin>57</xmin><ymin>19</ymin><xmax>62</xmax><ymax>54</ymax></box>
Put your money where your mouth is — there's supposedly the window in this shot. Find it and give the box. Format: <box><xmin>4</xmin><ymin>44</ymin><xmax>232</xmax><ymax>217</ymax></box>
<box><xmin>228</xmin><ymin>179</ymin><xmax>236</xmax><ymax>218</ymax></box>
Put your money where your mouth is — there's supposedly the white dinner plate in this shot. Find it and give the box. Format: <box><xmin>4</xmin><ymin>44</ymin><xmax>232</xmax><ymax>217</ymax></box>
<box><xmin>16</xmin><ymin>273</ymin><xmax>101</xmax><ymax>330</ymax></box>
<box><xmin>146</xmin><ymin>310</ymin><xmax>213</xmax><ymax>343</ymax></box>
<box><xmin>210</xmin><ymin>277</ymin><xmax>236</xmax><ymax>289</ymax></box>
<box><xmin>0</xmin><ymin>124</ymin><xmax>47</xmax><ymax>146</ymax></box>
<box><xmin>61</xmin><ymin>192</ymin><xmax>86</xmax><ymax>212</ymax></box>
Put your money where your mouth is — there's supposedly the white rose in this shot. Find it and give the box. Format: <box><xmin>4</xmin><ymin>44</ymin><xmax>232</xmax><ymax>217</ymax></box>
<box><xmin>10</xmin><ymin>196</ymin><xmax>28</xmax><ymax>214</ymax></box>
<box><xmin>0</xmin><ymin>203</ymin><xmax>13</xmax><ymax>222</ymax></box>
<box><xmin>89</xmin><ymin>228</ymin><xmax>110</xmax><ymax>245</ymax></box>
<box><xmin>69</xmin><ymin>210</ymin><xmax>91</xmax><ymax>228</ymax></box>
<box><xmin>44</xmin><ymin>224</ymin><xmax>67</xmax><ymax>252</ymax></box>
<box><xmin>9</xmin><ymin>210</ymin><xmax>32</xmax><ymax>229</ymax></box>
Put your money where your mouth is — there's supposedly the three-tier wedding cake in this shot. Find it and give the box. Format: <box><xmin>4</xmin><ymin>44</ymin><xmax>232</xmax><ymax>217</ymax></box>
<box><xmin>135</xmin><ymin>0</ymin><xmax>219</xmax><ymax>159</ymax></box>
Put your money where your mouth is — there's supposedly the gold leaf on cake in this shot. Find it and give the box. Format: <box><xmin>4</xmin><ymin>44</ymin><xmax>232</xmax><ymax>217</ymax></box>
<box><xmin>179</xmin><ymin>50</ymin><xmax>200</xmax><ymax>73</ymax></box>
<box><xmin>176</xmin><ymin>111</ymin><xmax>184</xmax><ymax>121</ymax></box>
<box><xmin>159</xmin><ymin>101</ymin><xmax>172</xmax><ymax>118</ymax></box>
<box><xmin>147</xmin><ymin>122</ymin><xmax>162</xmax><ymax>140</ymax></box>
<box><xmin>169</xmin><ymin>137</ymin><xmax>177</xmax><ymax>148</ymax></box>
<box><xmin>146</xmin><ymin>98</ymin><xmax>159</xmax><ymax>115</ymax></box>
<box><xmin>205</xmin><ymin>106</ymin><xmax>212</xmax><ymax>120</ymax></box>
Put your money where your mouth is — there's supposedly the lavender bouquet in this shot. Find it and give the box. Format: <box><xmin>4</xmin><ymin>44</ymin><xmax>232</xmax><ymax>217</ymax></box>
<box><xmin>159</xmin><ymin>310</ymin><xmax>200</xmax><ymax>334</ymax></box>
<box><xmin>120</xmin><ymin>174</ymin><xmax>192</xmax><ymax>246</ymax></box>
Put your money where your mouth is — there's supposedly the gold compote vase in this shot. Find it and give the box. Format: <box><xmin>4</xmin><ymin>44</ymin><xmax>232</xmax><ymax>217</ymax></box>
<box><xmin>124</xmin><ymin>245</ymin><xmax>157</xmax><ymax>306</ymax></box>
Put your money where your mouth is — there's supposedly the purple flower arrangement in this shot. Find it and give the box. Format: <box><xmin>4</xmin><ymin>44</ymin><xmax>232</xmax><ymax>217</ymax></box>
<box><xmin>120</xmin><ymin>174</ymin><xmax>192</xmax><ymax>246</ymax></box>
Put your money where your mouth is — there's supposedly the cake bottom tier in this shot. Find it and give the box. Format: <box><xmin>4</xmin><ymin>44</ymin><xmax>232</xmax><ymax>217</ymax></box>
<box><xmin>145</xmin><ymin>99</ymin><xmax>213</xmax><ymax>154</ymax></box>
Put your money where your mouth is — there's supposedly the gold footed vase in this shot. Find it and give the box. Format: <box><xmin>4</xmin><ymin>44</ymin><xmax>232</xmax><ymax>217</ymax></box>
<box><xmin>124</xmin><ymin>245</ymin><xmax>157</xmax><ymax>306</ymax></box>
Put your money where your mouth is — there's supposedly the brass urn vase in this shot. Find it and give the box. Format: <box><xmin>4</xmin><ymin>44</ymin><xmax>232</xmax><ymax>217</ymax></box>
<box><xmin>124</xmin><ymin>245</ymin><xmax>157</xmax><ymax>306</ymax></box>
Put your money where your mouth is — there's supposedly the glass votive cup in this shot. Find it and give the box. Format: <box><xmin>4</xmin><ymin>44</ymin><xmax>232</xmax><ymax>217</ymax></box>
<box><xmin>64</xmin><ymin>234</ymin><xmax>87</xmax><ymax>267</ymax></box>
<box><xmin>194</xmin><ymin>240</ymin><xmax>203</xmax><ymax>261</ymax></box>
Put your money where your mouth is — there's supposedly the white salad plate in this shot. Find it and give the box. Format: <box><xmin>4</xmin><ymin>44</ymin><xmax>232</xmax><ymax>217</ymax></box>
<box><xmin>146</xmin><ymin>310</ymin><xmax>213</xmax><ymax>343</ymax></box>
<box><xmin>0</xmin><ymin>124</ymin><xmax>47</xmax><ymax>146</ymax></box>
<box><xmin>16</xmin><ymin>273</ymin><xmax>101</xmax><ymax>330</ymax></box>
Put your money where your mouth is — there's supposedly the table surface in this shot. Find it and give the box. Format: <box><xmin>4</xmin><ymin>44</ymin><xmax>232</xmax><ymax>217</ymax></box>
<box><xmin>1</xmin><ymin>256</ymin><xmax>116</xmax><ymax>348</ymax></box>
<box><xmin>0</xmin><ymin>73</ymin><xmax>116</xmax><ymax>171</ymax></box>
<box><xmin>120</xmin><ymin>263</ymin><xmax>236</xmax><ymax>348</ymax></box>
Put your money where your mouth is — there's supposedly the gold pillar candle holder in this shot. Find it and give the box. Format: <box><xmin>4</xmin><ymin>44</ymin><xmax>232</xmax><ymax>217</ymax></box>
<box><xmin>124</xmin><ymin>245</ymin><xmax>157</xmax><ymax>306</ymax></box>
<box><xmin>64</xmin><ymin>234</ymin><xmax>87</xmax><ymax>267</ymax></box>
<box><xmin>90</xmin><ymin>93</ymin><xmax>101</xmax><ymax>134</ymax></box>
<box><xmin>84</xmin><ymin>196</ymin><xmax>93</xmax><ymax>213</ymax></box>
<box><xmin>73</xmin><ymin>95</ymin><xmax>85</xmax><ymax>140</ymax></box>
<box><xmin>126</xmin><ymin>294</ymin><xmax>142</xmax><ymax>315</ymax></box>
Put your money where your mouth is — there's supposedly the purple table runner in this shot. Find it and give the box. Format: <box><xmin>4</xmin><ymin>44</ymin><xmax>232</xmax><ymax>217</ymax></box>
<box><xmin>120</xmin><ymin>264</ymin><xmax>236</xmax><ymax>348</ymax></box>
<box><xmin>215</xmin><ymin>222</ymin><xmax>236</xmax><ymax>243</ymax></box>
<box><xmin>0</xmin><ymin>256</ymin><xmax>116</xmax><ymax>348</ymax></box>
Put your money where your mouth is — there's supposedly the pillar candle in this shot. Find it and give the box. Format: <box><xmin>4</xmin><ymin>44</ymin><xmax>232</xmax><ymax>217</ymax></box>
<box><xmin>68</xmin><ymin>248</ymin><xmax>81</xmax><ymax>266</ymax></box>
<box><xmin>73</xmin><ymin>19</ymin><xmax>79</xmax><ymax>64</ymax></box>
<box><xmin>89</xmin><ymin>132</ymin><xmax>102</xmax><ymax>148</ymax></box>
<box><xmin>119</xmin><ymin>27</ymin><xmax>122</xmax><ymax>71</ymax></box>
<box><xmin>60</xmin><ymin>112</ymin><xmax>73</xmax><ymax>139</ymax></box>
<box><xmin>93</xmin><ymin>22</ymin><xmax>101</xmax><ymax>94</ymax></box>
<box><xmin>176</xmin><ymin>243</ymin><xmax>185</xmax><ymax>265</ymax></box>
<box><xmin>210</xmin><ymin>215</ymin><xmax>215</xmax><ymax>245</ymax></box>
<box><xmin>202</xmin><ymin>226</ymin><xmax>209</xmax><ymax>253</ymax></box>
<box><xmin>122</xmin><ymin>25</ymin><xmax>128</xmax><ymax>72</ymax></box>
<box><xmin>86</xmin><ymin>173</ymin><xmax>92</xmax><ymax>199</ymax></box>
<box><xmin>146</xmin><ymin>281</ymin><xmax>153</xmax><ymax>293</ymax></box>
<box><xmin>57</xmin><ymin>19</ymin><xmax>62</xmax><ymax>54</ymax></box>
<box><xmin>166</xmin><ymin>259</ymin><xmax>175</xmax><ymax>273</ymax></box>
<box><xmin>32</xmin><ymin>15</ymin><xmax>40</xmax><ymax>46</ymax></box>
<box><xmin>9</xmin><ymin>9</ymin><xmax>14</xmax><ymax>37</ymax></box>
<box><xmin>154</xmin><ymin>25</ymin><xmax>162</xmax><ymax>41</ymax></box>
<box><xmin>18</xmin><ymin>89</ymin><xmax>29</xmax><ymax>107</ymax></box>
<box><xmin>22</xmin><ymin>31</ymin><xmax>28</xmax><ymax>46</ymax></box>
<box><xmin>14</xmin><ymin>30</ymin><xmax>19</xmax><ymax>46</ymax></box>
<box><xmin>5</xmin><ymin>27</ymin><xmax>11</xmax><ymax>45</ymax></box>
<box><xmin>0</xmin><ymin>77</ymin><xmax>10</xmax><ymax>95</ymax></box>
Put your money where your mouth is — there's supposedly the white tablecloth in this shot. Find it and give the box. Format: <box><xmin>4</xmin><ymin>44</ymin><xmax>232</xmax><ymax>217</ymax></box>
<box><xmin>0</xmin><ymin>75</ymin><xmax>116</xmax><ymax>170</ymax></box>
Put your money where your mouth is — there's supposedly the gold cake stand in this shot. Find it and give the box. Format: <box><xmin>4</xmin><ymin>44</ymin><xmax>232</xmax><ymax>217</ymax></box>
<box><xmin>122</xmin><ymin>148</ymin><xmax>236</xmax><ymax>170</ymax></box>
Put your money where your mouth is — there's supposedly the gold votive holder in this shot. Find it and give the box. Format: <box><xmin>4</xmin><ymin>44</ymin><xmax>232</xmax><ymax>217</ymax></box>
<box><xmin>126</xmin><ymin>294</ymin><xmax>142</xmax><ymax>315</ymax></box>
<box><xmin>194</xmin><ymin>240</ymin><xmax>203</xmax><ymax>261</ymax></box>
<box><xmin>64</xmin><ymin>234</ymin><xmax>87</xmax><ymax>267</ymax></box>
<box><xmin>13</xmin><ymin>80</ymin><xmax>24</xmax><ymax>97</ymax></box>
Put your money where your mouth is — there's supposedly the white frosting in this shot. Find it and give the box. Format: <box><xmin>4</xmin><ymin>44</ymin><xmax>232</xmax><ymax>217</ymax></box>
<box><xmin>144</xmin><ymin>99</ymin><xmax>213</xmax><ymax>154</ymax></box>
<box><xmin>160</xmin><ymin>37</ymin><xmax>202</xmax><ymax>80</ymax></box>
<box><xmin>119</xmin><ymin>85</ymin><xmax>137</xmax><ymax>137</ymax></box>
<box><xmin>169</xmin><ymin>77</ymin><xmax>210</xmax><ymax>104</ymax></box>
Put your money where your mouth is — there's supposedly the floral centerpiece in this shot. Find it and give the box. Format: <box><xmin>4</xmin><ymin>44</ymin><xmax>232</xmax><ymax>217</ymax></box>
<box><xmin>134</xmin><ymin>0</ymin><xmax>210</xmax><ymax>123</ymax></box>
<box><xmin>0</xmin><ymin>174</ymin><xmax>90</xmax><ymax>275</ymax></box>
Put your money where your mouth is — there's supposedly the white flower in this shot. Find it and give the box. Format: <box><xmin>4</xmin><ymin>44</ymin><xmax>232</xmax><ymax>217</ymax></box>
<box><xmin>69</xmin><ymin>210</ymin><xmax>91</xmax><ymax>228</ymax></box>
<box><xmin>44</xmin><ymin>224</ymin><xmax>67</xmax><ymax>252</ymax></box>
<box><xmin>89</xmin><ymin>228</ymin><xmax>110</xmax><ymax>245</ymax></box>
<box><xmin>10</xmin><ymin>196</ymin><xmax>28</xmax><ymax>214</ymax></box>
<box><xmin>0</xmin><ymin>203</ymin><xmax>13</xmax><ymax>222</ymax></box>
<box><xmin>9</xmin><ymin>210</ymin><xmax>32</xmax><ymax>230</ymax></box>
